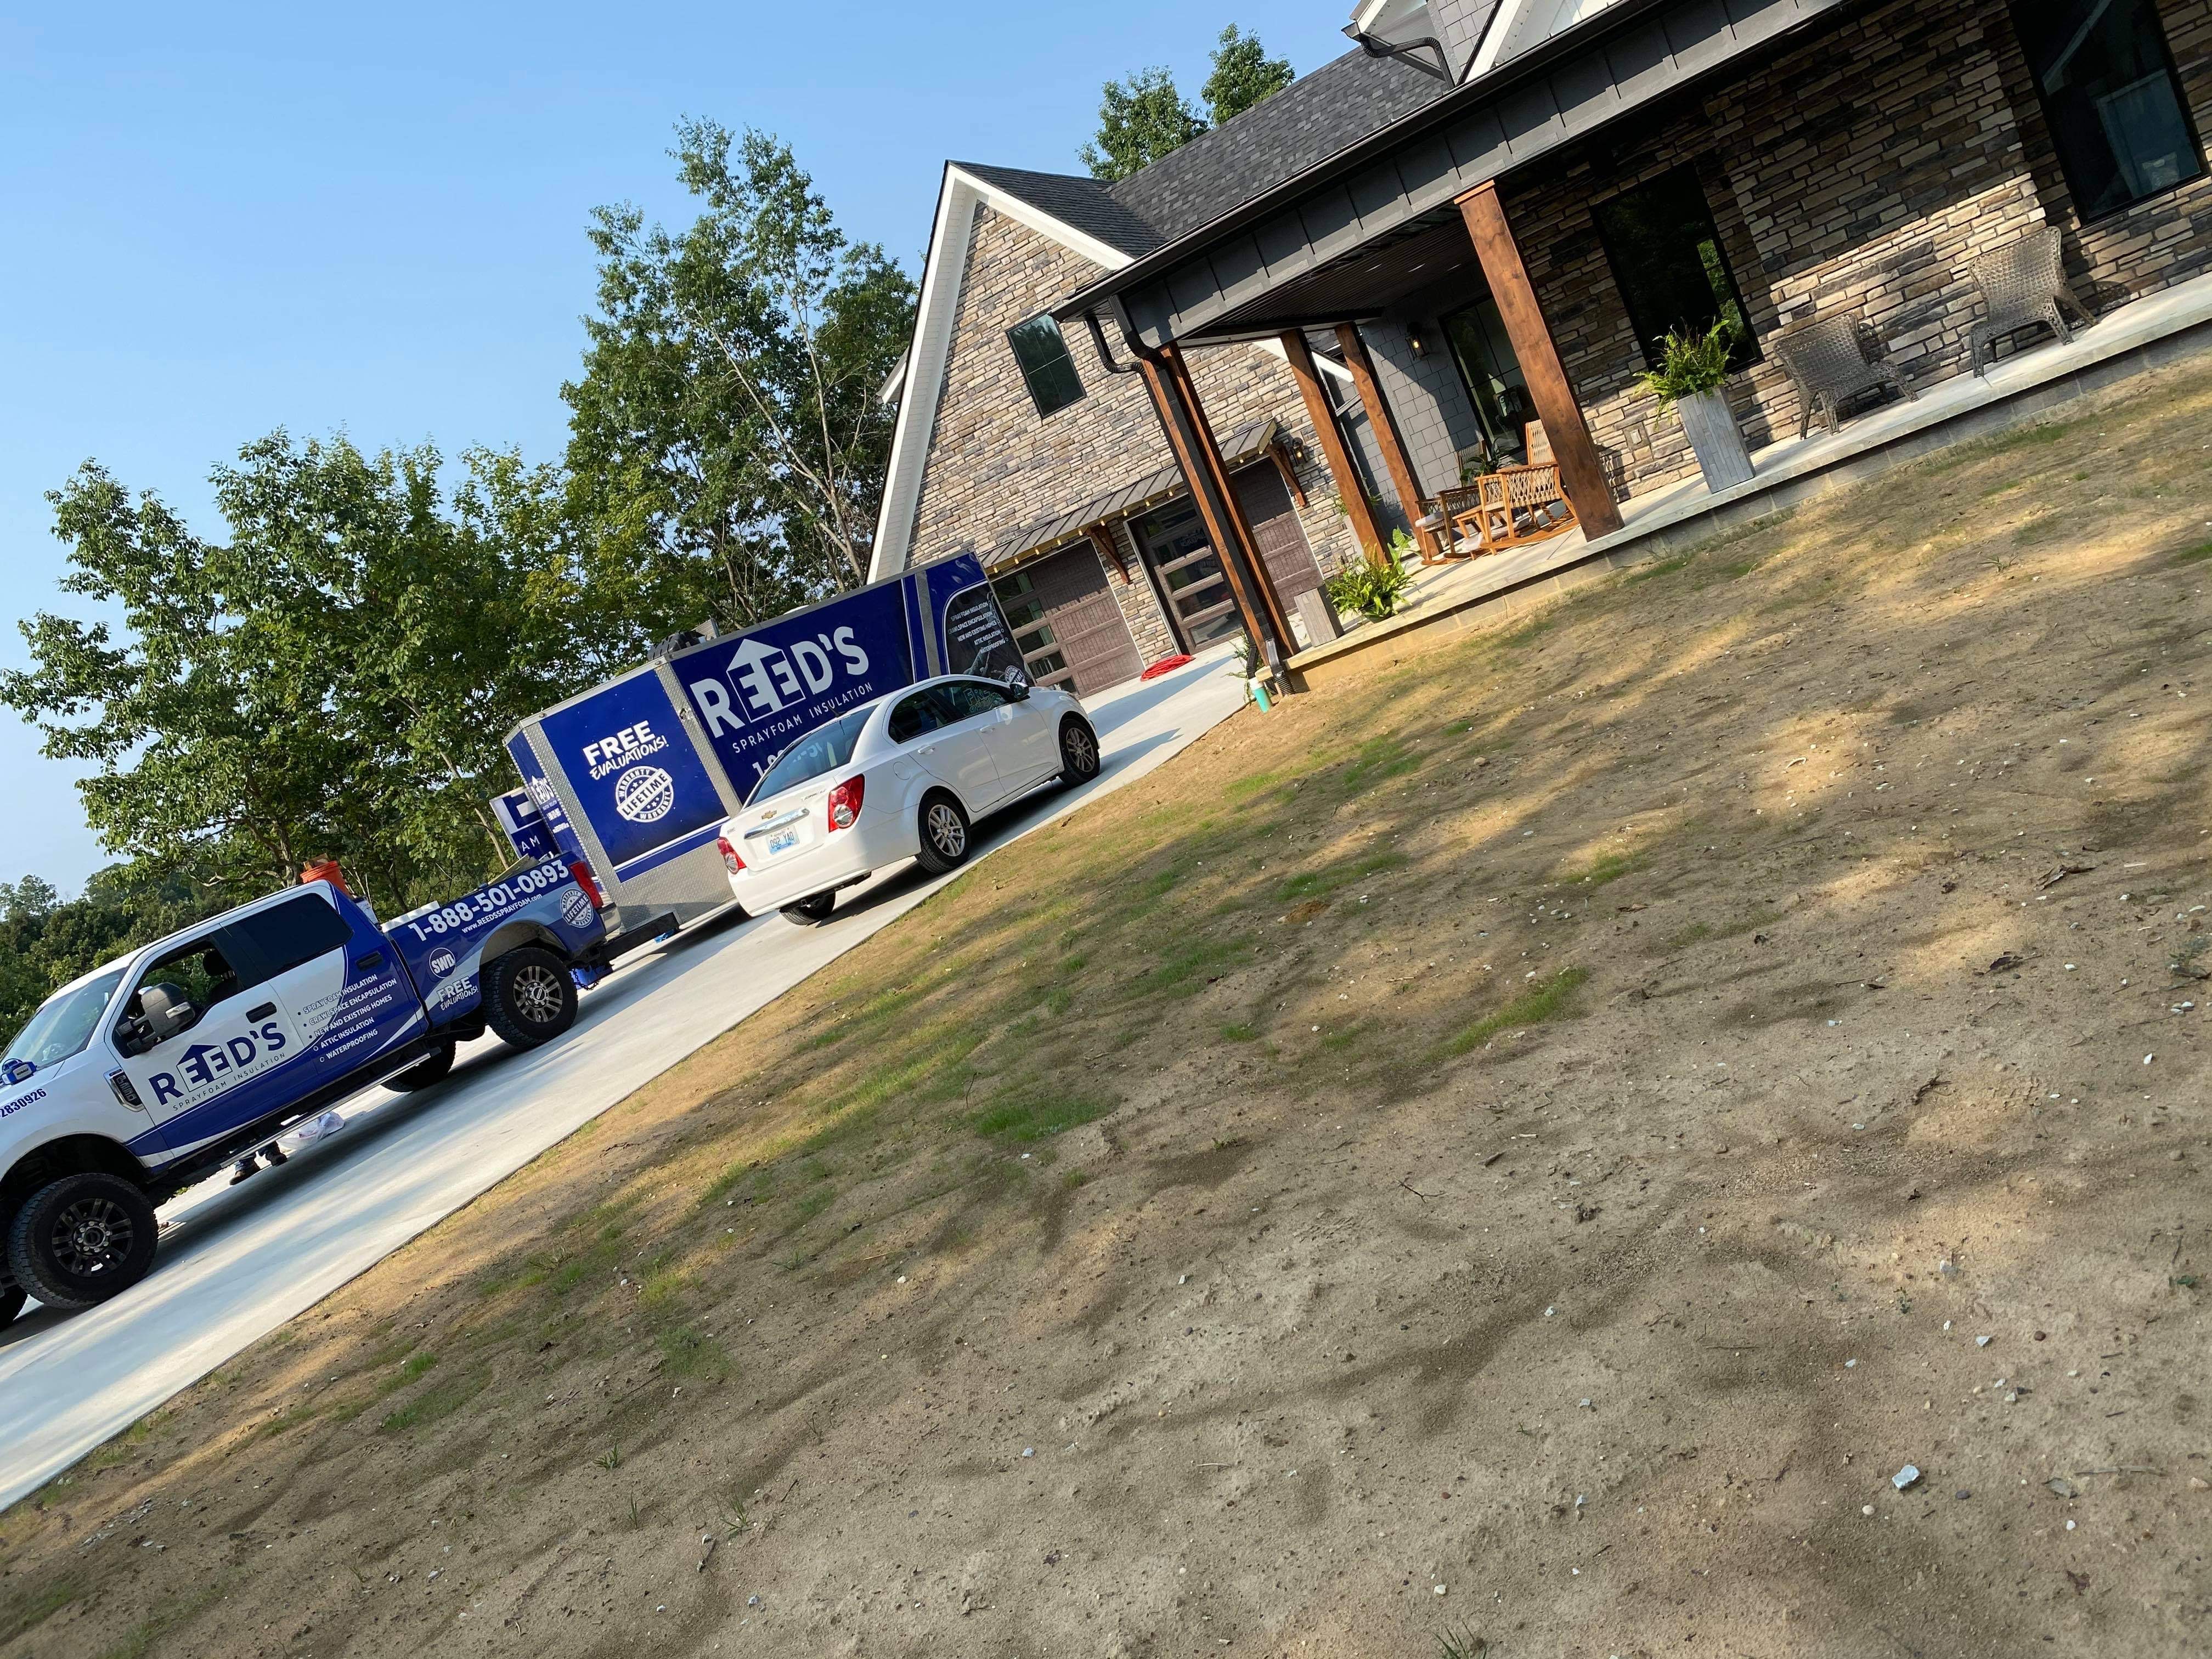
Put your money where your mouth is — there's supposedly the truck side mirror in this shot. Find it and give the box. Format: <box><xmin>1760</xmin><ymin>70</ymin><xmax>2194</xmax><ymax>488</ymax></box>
<box><xmin>138</xmin><ymin>983</ymin><xmax>200</xmax><ymax>1046</ymax></box>
<box><xmin>0</xmin><ymin>1058</ymin><xmax>33</xmax><ymax>1086</ymax></box>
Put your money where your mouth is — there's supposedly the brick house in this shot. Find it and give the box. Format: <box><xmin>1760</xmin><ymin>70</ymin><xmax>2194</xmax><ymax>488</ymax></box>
<box><xmin>876</xmin><ymin>0</ymin><xmax>2212</xmax><ymax>689</ymax></box>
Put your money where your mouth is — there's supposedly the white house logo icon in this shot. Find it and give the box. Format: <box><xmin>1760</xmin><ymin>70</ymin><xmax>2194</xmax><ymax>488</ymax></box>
<box><xmin>613</xmin><ymin>765</ymin><xmax>676</xmax><ymax>823</ymax></box>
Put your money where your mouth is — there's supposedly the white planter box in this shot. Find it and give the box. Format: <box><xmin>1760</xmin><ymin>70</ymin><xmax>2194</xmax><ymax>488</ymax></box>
<box><xmin>1677</xmin><ymin>387</ymin><xmax>1755</xmax><ymax>492</ymax></box>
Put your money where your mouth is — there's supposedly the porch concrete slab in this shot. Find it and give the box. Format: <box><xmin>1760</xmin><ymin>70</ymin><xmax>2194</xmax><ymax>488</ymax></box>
<box><xmin>1286</xmin><ymin>269</ymin><xmax>2212</xmax><ymax>687</ymax></box>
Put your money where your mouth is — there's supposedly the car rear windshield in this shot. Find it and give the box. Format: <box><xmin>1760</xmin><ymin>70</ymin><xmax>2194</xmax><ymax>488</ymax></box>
<box><xmin>748</xmin><ymin>706</ymin><xmax>873</xmax><ymax>804</ymax></box>
<box><xmin>3</xmin><ymin>966</ymin><xmax>128</xmax><ymax>1070</ymax></box>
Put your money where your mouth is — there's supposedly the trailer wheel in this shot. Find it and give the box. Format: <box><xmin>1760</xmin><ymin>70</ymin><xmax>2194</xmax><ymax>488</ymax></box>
<box><xmin>913</xmin><ymin>791</ymin><xmax>972</xmax><ymax>876</ymax></box>
<box><xmin>780</xmin><ymin>892</ymin><xmax>836</xmax><ymax>926</ymax></box>
<box><xmin>483</xmin><ymin>947</ymin><xmax>578</xmax><ymax>1049</ymax></box>
<box><xmin>384</xmin><ymin>1038</ymin><xmax>457</xmax><ymax>1092</ymax></box>
<box><xmin>1057</xmin><ymin>717</ymin><xmax>1101</xmax><ymax>785</ymax></box>
<box><xmin>7</xmin><ymin>1173</ymin><xmax>160</xmax><ymax>1311</ymax></box>
<box><xmin>0</xmin><ymin>1285</ymin><xmax>24</xmax><ymax>1329</ymax></box>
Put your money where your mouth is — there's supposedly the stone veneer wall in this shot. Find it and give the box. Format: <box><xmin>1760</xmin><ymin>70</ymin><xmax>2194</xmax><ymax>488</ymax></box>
<box><xmin>904</xmin><ymin>206</ymin><xmax>1363</xmax><ymax>635</ymax></box>
<box><xmin>1458</xmin><ymin>0</ymin><xmax>2212</xmax><ymax>501</ymax></box>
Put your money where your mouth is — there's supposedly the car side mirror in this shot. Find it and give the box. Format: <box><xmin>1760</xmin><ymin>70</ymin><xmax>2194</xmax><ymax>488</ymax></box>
<box><xmin>0</xmin><ymin>1058</ymin><xmax>33</xmax><ymax>1086</ymax></box>
<box><xmin>138</xmin><ymin>982</ymin><xmax>200</xmax><ymax>1045</ymax></box>
<box><xmin>1005</xmin><ymin>680</ymin><xmax>1030</xmax><ymax>701</ymax></box>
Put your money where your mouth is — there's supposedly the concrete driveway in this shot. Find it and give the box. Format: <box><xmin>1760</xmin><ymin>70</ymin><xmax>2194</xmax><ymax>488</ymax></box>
<box><xmin>0</xmin><ymin>647</ymin><xmax>1247</xmax><ymax>1509</ymax></box>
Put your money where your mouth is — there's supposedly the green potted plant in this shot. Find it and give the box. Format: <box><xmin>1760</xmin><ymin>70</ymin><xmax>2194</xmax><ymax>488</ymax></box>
<box><xmin>1637</xmin><ymin>318</ymin><xmax>1753</xmax><ymax>492</ymax></box>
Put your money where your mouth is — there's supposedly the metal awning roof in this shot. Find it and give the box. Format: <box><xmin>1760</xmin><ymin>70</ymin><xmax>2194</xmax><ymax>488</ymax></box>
<box><xmin>986</xmin><ymin>417</ymin><xmax>1279</xmax><ymax>571</ymax></box>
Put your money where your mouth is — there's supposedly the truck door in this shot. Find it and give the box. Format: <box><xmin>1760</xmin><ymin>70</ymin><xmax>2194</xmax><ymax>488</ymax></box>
<box><xmin>224</xmin><ymin>888</ymin><xmax>425</xmax><ymax>1092</ymax></box>
<box><xmin>108</xmin><ymin>924</ymin><xmax>307</xmax><ymax>1166</ymax></box>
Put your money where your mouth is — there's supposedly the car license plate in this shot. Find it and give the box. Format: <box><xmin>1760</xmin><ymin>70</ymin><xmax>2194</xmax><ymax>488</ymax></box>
<box><xmin>768</xmin><ymin>828</ymin><xmax>800</xmax><ymax>857</ymax></box>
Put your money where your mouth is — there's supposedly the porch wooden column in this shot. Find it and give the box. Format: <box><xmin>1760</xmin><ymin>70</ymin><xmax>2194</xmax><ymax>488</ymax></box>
<box><xmin>1334</xmin><ymin>323</ymin><xmax>1428</xmax><ymax>531</ymax></box>
<box><xmin>1280</xmin><ymin>330</ymin><xmax>1387</xmax><ymax>569</ymax></box>
<box><xmin>1455</xmin><ymin>181</ymin><xmax>1623</xmax><ymax>539</ymax></box>
<box><xmin>1132</xmin><ymin>349</ymin><xmax>1294</xmax><ymax>667</ymax></box>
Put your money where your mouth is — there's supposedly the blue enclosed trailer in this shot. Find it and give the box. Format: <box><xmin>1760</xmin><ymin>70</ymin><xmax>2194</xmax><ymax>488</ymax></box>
<box><xmin>503</xmin><ymin>554</ymin><xmax>1023</xmax><ymax>929</ymax></box>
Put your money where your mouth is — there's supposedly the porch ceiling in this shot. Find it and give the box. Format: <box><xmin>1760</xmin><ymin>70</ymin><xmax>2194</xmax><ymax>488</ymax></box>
<box><xmin>1182</xmin><ymin>210</ymin><xmax>1481</xmax><ymax>343</ymax></box>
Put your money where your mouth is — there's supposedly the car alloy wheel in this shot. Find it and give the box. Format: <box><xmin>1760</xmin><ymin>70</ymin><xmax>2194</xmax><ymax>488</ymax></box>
<box><xmin>511</xmin><ymin>961</ymin><xmax>567</xmax><ymax>1027</ymax></box>
<box><xmin>1061</xmin><ymin>721</ymin><xmax>1099</xmax><ymax>781</ymax></box>
<box><xmin>50</xmin><ymin>1194</ymin><xmax>136</xmax><ymax>1279</ymax></box>
<box><xmin>926</xmin><ymin>802</ymin><xmax>967</xmax><ymax>860</ymax></box>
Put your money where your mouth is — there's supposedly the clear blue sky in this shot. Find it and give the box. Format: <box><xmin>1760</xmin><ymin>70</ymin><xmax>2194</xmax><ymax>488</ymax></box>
<box><xmin>0</xmin><ymin>2</ymin><xmax>1348</xmax><ymax>896</ymax></box>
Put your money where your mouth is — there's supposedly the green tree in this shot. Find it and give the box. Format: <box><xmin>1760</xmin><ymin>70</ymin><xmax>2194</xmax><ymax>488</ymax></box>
<box><xmin>565</xmin><ymin>122</ymin><xmax>915</xmax><ymax>628</ymax></box>
<box><xmin>1080</xmin><ymin>66</ymin><xmax>1208</xmax><ymax>182</ymax></box>
<box><xmin>2</xmin><ymin>437</ymin><xmax>642</xmax><ymax>912</ymax></box>
<box><xmin>0</xmin><ymin>862</ymin><xmax>216</xmax><ymax>1051</ymax></box>
<box><xmin>1202</xmin><ymin>25</ymin><xmax>1294</xmax><ymax>125</ymax></box>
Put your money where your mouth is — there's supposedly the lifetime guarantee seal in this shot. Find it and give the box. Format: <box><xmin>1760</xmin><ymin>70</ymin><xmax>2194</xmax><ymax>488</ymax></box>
<box><xmin>613</xmin><ymin>765</ymin><xmax>676</xmax><ymax>824</ymax></box>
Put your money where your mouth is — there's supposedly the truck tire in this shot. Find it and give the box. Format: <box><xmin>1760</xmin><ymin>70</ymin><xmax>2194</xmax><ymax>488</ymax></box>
<box><xmin>7</xmin><ymin>1173</ymin><xmax>160</xmax><ymax>1311</ymax></box>
<box><xmin>483</xmin><ymin>946</ymin><xmax>578</xmax><ymax>1049</ymax></box>
<box><xmin>1058</xmin><ymin>716</ymin><xmax>1101</xmax><ymax>785</ymax></box>
<box><xmin>780</xmin><ymin>892</ymin><xmax>836</xmax><ymax>926</ymax></box>
<box><xmin>383</xmin><ymin>1038</ymin><xmax>457</xmax><ymax>1092</ymax></box>
<box><xmin>913</xmin><ymin>791</ymin><xmax>972</xmax><ymax>876</ymax></box>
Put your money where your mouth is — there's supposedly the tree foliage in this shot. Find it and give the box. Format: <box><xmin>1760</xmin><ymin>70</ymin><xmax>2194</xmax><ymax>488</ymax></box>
<box><xmin>1080</xmin><ymin>66</ymin><xmax>1209</xmax><ymax>182</ymax></box>
<box><xmin>1201</xmin><ymin>25</ymin><xmax>1294</xmax><ymax>125</ymax></box>
<box><xmin>564</xmin><ymin>122</ymin><xmax>915</xmax><ymax>630</ymax></box>
<box><xmin>0</xmin><ymin>862</ymin><xmax>219</xmax><ymax>1052</ymax></box>
<box><xmin>1</xmin><ymin>437</ymin><xmax>657</xmax><ymax>914</ymax></box>
<box><xmin>1082</xmin><ymin>26</ymin><xmax>1296</xmax><ymax>179</ymax></box>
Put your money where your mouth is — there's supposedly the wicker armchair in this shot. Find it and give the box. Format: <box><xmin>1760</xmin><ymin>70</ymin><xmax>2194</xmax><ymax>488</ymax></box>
<box><xmin>1968</xmin><ymin>227</ymin><xmax>2094</xmax><ymax>375</ymax></box>
<box><xmin>1772</xmin><ymin>313</ymin><xmax>1914</xmax><ymax>439</ymax></box>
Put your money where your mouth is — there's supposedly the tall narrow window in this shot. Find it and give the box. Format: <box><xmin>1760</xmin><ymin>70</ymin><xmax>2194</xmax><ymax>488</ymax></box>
<box><xmin>1007</xmin><ymin>314</ymin><xmax>1086</xmax><ymax>417</ymax></box>
<box><xmin>1593</xmin><ymin>165</ymin><xmax>1760</xmax><ymax>373</ymax></box>
<box><xmin>2012</xmin><ymin>0</ymin><xmax>2204</xmax><ymax>220</ymax></box>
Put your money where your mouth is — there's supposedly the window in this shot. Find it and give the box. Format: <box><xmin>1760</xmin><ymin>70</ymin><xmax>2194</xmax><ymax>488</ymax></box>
<box><xmin>887</xmin><ymin>690</ymin><xmax>952</xmax><ymax>744</ymax></box>
<box><xmin>1593</xmin><ymin>165</ymin><xmax>1760</xmax><ymax>373</ymax></box>
<box><xmin>939</xmin><ymin>681</ymin><xmax>1012</xmax><ymax>720</ymax></box>
<box><xmin>2012</xmin><ymin>0</ymin><xmax>2204</xmax><ymax>220</ymax></box>
<box><xmin>129</xmin><ymin>936</ymin><xmax>246</xmax><ymax>1021</ymax></box>
<box><xmin>227</xmin><ymin>895</ymin><xmax>351</xmax><ymax>985</ymax></box>
<box><xmin>748</xmin><ymin>706</ymin><xmax>873</xmax><ymax>804</ymax></box>
<box><xmin>1007</xmin><ymin>314</ymin><xmax>1085</xmax><ymax>417</ymax></box>
<box><xmin>4</xmin><ymin>967</ymin><xmax>128</xmax><ymax>1069</ymax></box>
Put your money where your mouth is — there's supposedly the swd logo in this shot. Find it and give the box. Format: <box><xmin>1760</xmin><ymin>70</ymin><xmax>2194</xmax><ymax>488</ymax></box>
<box><xmin>427</xmin><ymin>947</ymin><xmax>458</xmax><ymax>979</ymax></box>
<box><xmin>613</xmin><ymin>765</ymin><xmax>675</xmax><ymax>823</ymax></box>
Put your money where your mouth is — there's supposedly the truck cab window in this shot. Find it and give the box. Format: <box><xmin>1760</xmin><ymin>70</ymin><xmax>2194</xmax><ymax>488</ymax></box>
<box><xmin>227</xmin><ymin>894</ymin><xmax>351</xmax><ymax>984</ymax></box>
<box><xmin>126</xmin><ymin>937</ymin><xmax>245</xmax><ymax>1022</ymax></box>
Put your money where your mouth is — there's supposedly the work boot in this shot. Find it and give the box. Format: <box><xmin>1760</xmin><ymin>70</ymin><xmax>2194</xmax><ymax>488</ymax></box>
<box><xmin>230</xmin><ymin>1154</ymin><xmax>260</xmax><ymax>1184</ymax></box>
<box><xmin>263</xmin><ymin>1143</ymin><xmax>288</xmax><ymax>1167</ymax></box>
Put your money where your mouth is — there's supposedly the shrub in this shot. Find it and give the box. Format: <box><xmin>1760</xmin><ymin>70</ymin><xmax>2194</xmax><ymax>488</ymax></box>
<box><xmin>1326</xmin><ymin>556</ymin><xmax>1413</xmax><ymax>622</ymax></box>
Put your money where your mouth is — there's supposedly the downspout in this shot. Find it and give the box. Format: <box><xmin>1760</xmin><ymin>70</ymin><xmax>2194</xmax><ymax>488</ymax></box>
<box><xmin>1341</xmin><ymin>23</ymin><xmax>1453</xmax><ymax>83</ymax></box>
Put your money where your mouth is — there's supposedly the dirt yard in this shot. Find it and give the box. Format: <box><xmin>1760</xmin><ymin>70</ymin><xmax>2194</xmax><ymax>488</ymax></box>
<box><xmin>6</xmin><ymin>361</ymin><xmax>2212</xmax><ymax>1659</ymax></box>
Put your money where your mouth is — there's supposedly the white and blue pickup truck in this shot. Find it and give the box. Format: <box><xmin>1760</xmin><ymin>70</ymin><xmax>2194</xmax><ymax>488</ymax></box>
<box><xmin>0</xmin><ymin>857</ymin><xmax>612</xmax><ymax>1324</ymax></box>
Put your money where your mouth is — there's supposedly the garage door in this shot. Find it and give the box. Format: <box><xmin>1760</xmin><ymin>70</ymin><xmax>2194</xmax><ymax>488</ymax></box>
<box><xmin>992</xmin><ymin>545</ymin><xmax>1143</xmax><ymax>697</ymax></box>
<box><xmin>1233</xmin><ymin>464</ymin><xmax>1324</xmax><ymax>604</ymax></box>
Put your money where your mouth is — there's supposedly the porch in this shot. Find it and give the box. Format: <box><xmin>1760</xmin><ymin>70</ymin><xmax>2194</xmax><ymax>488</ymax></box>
<box><xmin>1055</xmin><ymin>0</ymin><xmax>2212</xmax><ymax>687</ymax></box>
<box><xmin>1285</xmin><ymin>266</ymin><xmax>2212</xmax><ymax>686</ymax></box>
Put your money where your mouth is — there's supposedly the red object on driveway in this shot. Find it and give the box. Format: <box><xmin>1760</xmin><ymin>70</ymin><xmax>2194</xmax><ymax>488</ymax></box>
<box><xmin>1139</xmin><ymin>654</ymin><xmax>1193</xmax><ymax>681</ymax></box>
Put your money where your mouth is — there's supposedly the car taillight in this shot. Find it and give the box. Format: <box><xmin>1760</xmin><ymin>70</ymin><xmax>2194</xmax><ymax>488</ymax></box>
<box><xmin>826</xmin><ymin>775</ymin><xmax>865</xmax><ymax>831</ymax></box>
<box><xmin>716</xmin><ymin>834</ymin><xmax>744</xmax><ymax>874</ymax></box>
<box><xmin>567</xmin><ymin>860</ymin><xmax>606</xmax><ymax>910</ymax></box>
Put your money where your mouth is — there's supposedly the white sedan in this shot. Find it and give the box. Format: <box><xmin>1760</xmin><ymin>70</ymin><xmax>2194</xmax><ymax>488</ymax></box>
<box><xmin>715</xmin><ymin>675</ymin><xmax>1101</xmax><ymax>924</ymax></box>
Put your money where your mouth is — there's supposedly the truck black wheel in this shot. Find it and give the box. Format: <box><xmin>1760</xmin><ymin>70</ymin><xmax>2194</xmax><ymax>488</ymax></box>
<box><xmin>7</xmin><ymin>1173</ymin><xmax>160</xmax><ymax>1311</ymax></box>
<box><xmin>483</xmin><ymin>947</ymin><xmax>578</xmax><ymax>1049</ymax></box>
<box><xmin>913</xmin><ymin>791</ymin><xmax>972</xmax><ymax>876</ymax></box>
<box><xmin>780</xmin><ymin>892</ymin><xmax>836</xmax><ymax>926</ymax></box>
<box><xmin>0</xmin><ymin>1284</ymin><xmax>24</xmax><ymax>1329</ymax></box>
<box><xmin>1058</xmin><ymin>717</ymin><xmax>1101</xmax><ymax>785</ymax></box>
<box><xmin>384</xmin><ymin>1038</ymin><xmax>457</xmax><ymax>1092</ymax></box>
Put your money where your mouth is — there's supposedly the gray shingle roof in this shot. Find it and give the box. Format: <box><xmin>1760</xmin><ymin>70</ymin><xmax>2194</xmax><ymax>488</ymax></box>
<box><xmin>955</xmin><ymin>163</ymin><xmax>1165</xmax><ymax>261</ymax></box>
<box><xmin>1106</xmin><ymin>48</ymin><xmax>1451</xmax><ymax>244</ymax></box>
<box><xmin>988</xmin><ymin>417</ymin><xmax>1279</xmax><ymax>569</ymax></box>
